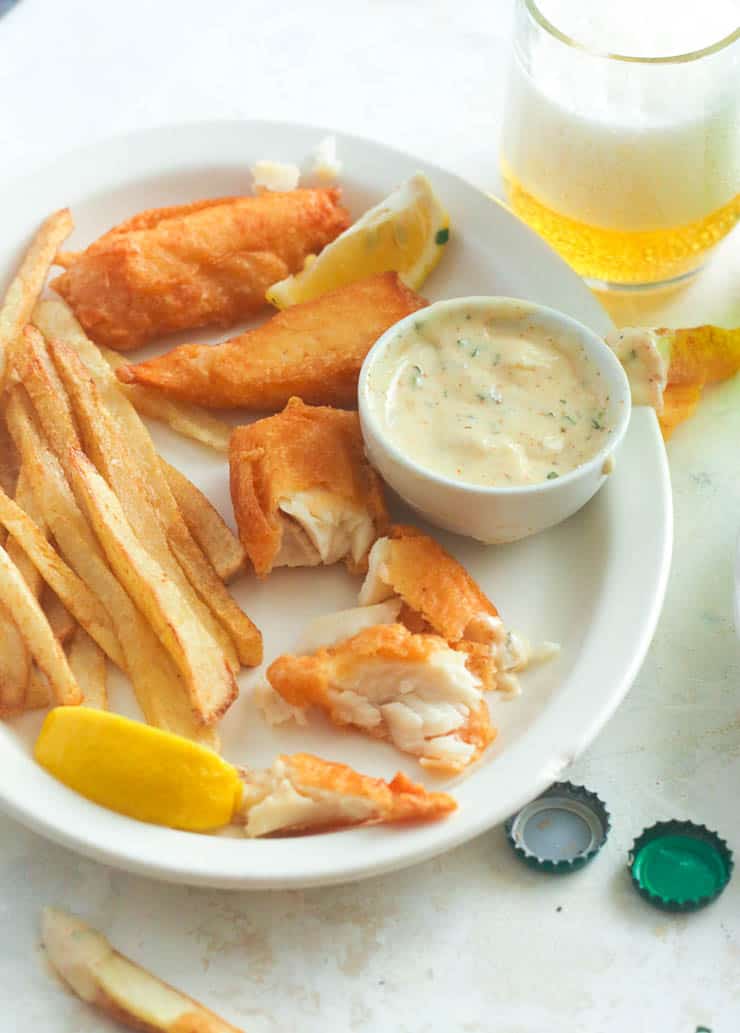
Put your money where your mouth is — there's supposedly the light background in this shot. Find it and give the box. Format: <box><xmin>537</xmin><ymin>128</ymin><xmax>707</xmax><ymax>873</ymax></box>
<box><xmin>1</xmin><ymin>1</ymin><xmax>739</xmax><ymax>1030</ymax></box>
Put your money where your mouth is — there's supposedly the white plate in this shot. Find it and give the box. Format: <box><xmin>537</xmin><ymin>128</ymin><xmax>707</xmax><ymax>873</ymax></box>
<box><xmin>0</xmin><ymin>121</ymin><xmax>672</xmax><ymax>889</ymax></box>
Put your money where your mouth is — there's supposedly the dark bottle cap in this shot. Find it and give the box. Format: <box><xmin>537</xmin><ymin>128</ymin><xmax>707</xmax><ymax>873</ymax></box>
<box><xmin>629</xmin><ymin>820</ymin><xmax>733</xmax><ymax>911</ymax></box>
<box><xmin>505</xmin><ymin>781</ymin><xmax>610</xmax><ymax>873</ymax></box>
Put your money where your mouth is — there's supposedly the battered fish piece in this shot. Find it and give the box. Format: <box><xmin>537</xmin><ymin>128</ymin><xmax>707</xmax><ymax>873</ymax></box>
<box><xmin>115</xmin><ymin>272</ymin><xmax>427</xmax><ymax>408</ymax></box>
<box><xmin>52</xmin><ymin>189</ymin><xmax>350</xmax><ymax>351</ymax></box>
<box><xmin>266</xmin><ymin>623</ymin><xmax>496</xmax><ymax>774</ymax></box>
<box><xmin>230</xmin><ymin>397</ymin><xmax>388</xmax><ymax>577</ymax></box>
<box><xmin>236</xmin><ymin>752</ymin><xmax>456</xmax><ymax>837</ymax></box>
<box><xmin>360</xmin><ymin>525</ymin><xmax>533</xmax><ymax>692</ymax></box>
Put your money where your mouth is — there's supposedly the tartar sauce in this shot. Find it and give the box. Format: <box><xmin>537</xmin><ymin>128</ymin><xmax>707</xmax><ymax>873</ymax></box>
<box><xmin>367</xmin><ymin>309</ymin><xmax>611</xmax><ymax>487</ymax></box>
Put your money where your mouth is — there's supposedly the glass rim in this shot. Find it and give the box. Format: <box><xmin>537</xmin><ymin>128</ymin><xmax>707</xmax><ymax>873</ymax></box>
<box><xmin>524</xmin><ymin>0</ymin><xmax>740</xmax><ymax>63</ymax></box>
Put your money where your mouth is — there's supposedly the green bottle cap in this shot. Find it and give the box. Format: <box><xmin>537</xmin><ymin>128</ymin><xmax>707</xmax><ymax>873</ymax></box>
<box><xmin>505</xmin><ymin>781</ymin><xmax>610</xmax><ymax>873</ymax></box>
<box><xmin>629</xmin><ymin>820</ymin><xmax>733</xmax><ymax>912</ymax></box>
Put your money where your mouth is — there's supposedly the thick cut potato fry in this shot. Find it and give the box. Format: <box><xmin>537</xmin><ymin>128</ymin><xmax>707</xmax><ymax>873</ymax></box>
<box><xmin>0</xmin><ymin>541</ymin><xmax>80</xmax><ymax>705</ymax></box>
<box><xmin>0</xmin><ymin>600</ymin><xmax>28</xmax><ymax>713</ymax></box>
<box><xmin>7</xmin><ymin>465</ymin><xmax>45</xmax><ymax>598</ymax></box>
<box><xmin>66</xmin><ymin>627</ymin><xmax>107</xmax><ymax>709</ymax></box>
<box><xmin>42</xmin><ymin>909</ymin><xmax>245</xmax><ymax>1032</ymax></box>
<box><xmin>44</xmin><ymin>590</ymin><xmax>75</xmax><ymax>644</ymax></box>
<box><xmin>0</xmin><ymin>481</ymin><xmax>124</xmax><ymax>667</ymax></box>
<box><xmin>13</xmin><ymin>327</ymin><xmax>78</xmax><ymax>456</ymax></box>
<box><xmin>69</xmin><ymin>449</ymin><xmax>237</xmax><ymax>724</ymax></box>
<box><xmin>36</xmin><ymin>308</ymin><xmax>260</xmax><ymax>667</ymax></box>
<box><xmin>0</xmin><ymin>208</ymin><xmax>73</xmax><ymax>387</ymax></box>
<box><xmin>5</xmin><ymin>388</ymin><xmax>217</xmax><ymax>746</ymax></box>
<box><xmin>162</xmin><ymin>459</ymin><xmax>244</xmax><ymax>581</ymax></box>
<box><xmin>26</xmin><ymin>668</ymin><xmax>51</xmax><ymax>711</ymax></box>
<box><xmin>33</xmin><ymin>302</ymin><xmax>232</xmax><ymax>452</ymax></box>
<box><xmin>0</xmin><ymin>467</ymin><xmax>42</xmax><ymax>711</ymax></box>
<box><xmin>44</xmin><ymin>336</ymin><xmax>241</xmax><ymax>670</ymax></box>
<box><xmin>0</xmin><ymin>413</ymin><xmax>19</xmax><ymax>501</ymax></box>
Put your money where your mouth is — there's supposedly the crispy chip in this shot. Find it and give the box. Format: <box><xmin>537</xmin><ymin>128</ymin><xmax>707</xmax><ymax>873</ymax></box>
<box><xmin>0</xmin><ymin>209</ymin><xmax>73</xmax><ymax>387</ymax></box>
<box><xmin>5</xmin><ymin>387</ymin><xmax>217</xmax><ymax>746</ymax></box>
<box><xmin>45</xmin><ymin>591</ymin><xmax>75</xmax><ymax>645</ymax></box>
<box><xmin>161</xmin><ymin>460</ymin><xmax>245</xmax><ymax>581</ymax></box>
<box><xmin>34</xmin><ymin>309</ymin><xmax>260</xmax><ymax>668</ymax></box>
<box><xmin>0</xmin><ymin>600</ymin><xmax>28</xmax><ymax>714</ymax></box>
<box><xmin>66</xmin><ymin>627</ymin><xmax>107</xmax><ymax>710</ymax></box>
<box><xmin>0</xmin><ymin>480</ymin><xmax>124</xmax><ymax>667</ymax></box>
<box><xmin>0</xmin><ymin>540</ymin><xmax>80</xmax><ymax>705</ymax></box>
<box><xmin>68</xmin><ymin>449</ymin><xmax>237</xmax><ymax>725</ymax></box>
<box><xmin>27</xmin><ymin>331</ymin><xmax>240</xmax><ymax>670</ymax></box>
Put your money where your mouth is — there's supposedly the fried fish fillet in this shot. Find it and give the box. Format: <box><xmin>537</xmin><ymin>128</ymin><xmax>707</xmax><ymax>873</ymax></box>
<box><xmin>266</xmin><ymin>623</ymin><xmax>496</xmax><ymax>774</ymax></box>
<box><xmin>115</xmin><ymin>272</ymin><xmax>427</xmax><ymax>408</ymax></box>
<box><xmin>360</xmin><ymin>526</ymin><xmax>554</xmax><ymax>692</ymax></box>
<box><xmin>236</xmin><ymin>752</ymin><xmax>456</xmax><ymax>837</ymax></box>
<box><xmin>230</xmin><ymin>397</ymin><xmax>388</xmax><ymax>577</ymax></box>
<box><xmin>51</xmin><ymin>189</ymin><xmax>350</xmax><ymax>351</ymax></box>
<box><xmin>359</xmin><ymin>524</ymin><xmax>516</xmax><ymax>691</ymax></box>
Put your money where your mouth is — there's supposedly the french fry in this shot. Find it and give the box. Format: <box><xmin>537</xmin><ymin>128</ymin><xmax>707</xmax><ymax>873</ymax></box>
<box><xmin>66</xmin><ymin>627</ymin><xmax>107</xmax><ymax>710</ymax></box>
<box><xmin>25</xmin><ymin>668</ymin><xmax>51</xmax><ymax>711</ymax></box>
<box><xmin>5</xmin><ymin>388</ymin><xmax>217</xmax><ymax>747</ymax></box>
<box><xmin>161</xmin><ymin>459</ymin><xmax>245</xmax><ymax>581</ymax></box>
<box><xmin>42</xmin><ymin>335</ymin><xmax>241</xmax><ymax>671</ymax></box>
<box><xmin>0</xmin><ymin>481</ymin><xmax>124</xmax><ymax>667</ymax></box>
<box><xmin>41</xmin><ymin>323</ymin><xmax>260</xmax><ymax>668</ymax></box>
<box><xmin>42</xmin><ymin>909</ymin><xmax>245</xmax><ymax>1033</ymax></box>
<box><xmin>0</xmin><ymin>541</ymin><xmax>80</xmax><ymax>705</ymax></box>
<box><xmin>13</xmin><ymin>327</ymin><xmax>79</xmax><ymax>457</ymax></box>
<box><xmin>0</xmin><ymin>208</ymin><xmax>73</xmax><ymax>387</ymax></box>
<box><xmin>0</xmin><ymin>601</ymin><xmax>28</xmax><ymax>714</ymax></box>
<box><xmin>0</xmin><ymin>413</ymin><xmax>19</xmax><ymax>502</ymax></box>
<box><xmin>44</xmin><ymin>590</ymin><xmax>75</xmax><ymax>645</ymax></box>
<box><xmin>34</xmin><ymin>300</ymin><xmax>232</xmax><ymax>452</ymax></box>
<box><xmin>0</xmin><ymin>466</ymin><xmax>40</xmax><ymax>711</ymax></box>
<box><xmin>68</xmin><ymin>449</ymin><xmax>237</xmax><ymax>725</ymax></box>
<box><xmin>7</xmin><ymin>465</ymin><xmax>45</xmax><ymax>598</ymax></box>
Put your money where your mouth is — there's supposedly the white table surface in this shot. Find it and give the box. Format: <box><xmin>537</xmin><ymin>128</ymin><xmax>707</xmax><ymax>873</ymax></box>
<box><xmin>1</xmin><ymin>2</ymin><xmax>740</xmax><ymax>1030</ymax></box>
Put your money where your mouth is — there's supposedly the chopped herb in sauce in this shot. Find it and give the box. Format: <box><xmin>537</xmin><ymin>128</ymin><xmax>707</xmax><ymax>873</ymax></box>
<box><xmin>372</xmin><ymin>309</ymin><xmax>610</xmax><ymax>487</ymax></box>
<box><xmin>435</xmin><ymin>227</ymin><xmax>449</xmax><ymax>245</ymax></box>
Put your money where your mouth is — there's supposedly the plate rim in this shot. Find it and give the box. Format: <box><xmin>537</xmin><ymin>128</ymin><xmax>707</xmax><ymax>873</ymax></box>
<box><xmin>0</xmin><ymin>119</ymin><xmax>673</xmax><ymax>888</ymax></box>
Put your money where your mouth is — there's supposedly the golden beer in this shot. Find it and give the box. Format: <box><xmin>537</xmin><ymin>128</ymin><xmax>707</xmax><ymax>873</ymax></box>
<box><xmin>502</xmin><ymin>1</ymin><xmax>740</xmax><ymax>290</ymax></box>
<box><xmin>502</xmin><ymin>165</ymin><xmax>740</xmax><ymax>287</ymax></box>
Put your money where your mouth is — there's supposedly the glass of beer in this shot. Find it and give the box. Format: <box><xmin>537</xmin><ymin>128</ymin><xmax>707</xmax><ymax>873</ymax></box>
<box><xmin>500</xmin><ymin>0</ymin><xmax>740</xmax><ymax>290</ymax></box>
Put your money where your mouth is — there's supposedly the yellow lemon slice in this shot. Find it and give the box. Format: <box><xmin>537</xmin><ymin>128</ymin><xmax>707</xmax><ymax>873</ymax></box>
<box><xmin>35</xmin><ymin>708</ymin><xmax>241</xmax><ymax>831</ymax></box>
<box><xmin>266</xmin><ymin>172</ymin><xmax>450</xmax><ymax>308</ymax></box>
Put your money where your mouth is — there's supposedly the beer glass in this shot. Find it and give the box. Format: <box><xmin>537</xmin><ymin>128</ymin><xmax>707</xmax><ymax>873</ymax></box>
<box><xmin>500</xmin><ymin>0</ymin><xmax>740</xmax><ymax>290</ymax></box>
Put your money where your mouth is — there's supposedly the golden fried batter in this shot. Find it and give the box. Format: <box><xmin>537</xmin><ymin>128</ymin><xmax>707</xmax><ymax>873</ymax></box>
<box><xmin>237</xmin><ymin>752</ymin><xmax>456</xmax><ymax>836</ymax></box>
<box><xmin>267</xmin><ymin>623</ymin><xmax>496</xmax><ymax>774</ymax></box>
<box><xmin>360</xmin><ymin>525</ymin><xmax>505</xmax><ymax>690</ymax></box>
<box><xmin>115</xmin><ymin>272</ymin><xmax>427</xmax><ymax>407</ymax></box>
<box><xmin>230</xmin><ymin>397</ymin><xmax>388</xmax><ymax>577</ymax></box>
<box><xmin>52</xmin><ymin>189</ymin><xmax>350</xmax><ymax>350</ymax></box>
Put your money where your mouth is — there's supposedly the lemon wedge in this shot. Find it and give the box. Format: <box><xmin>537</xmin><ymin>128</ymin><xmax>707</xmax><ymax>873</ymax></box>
<box><xmin>266</xmin><ymin>172</ymin><xmax>450</xmax><ymax>308</ymax></box>
<box><xmin>35</xmin><ymin>708</ymin><xmax>241</xmax><ymax>831</ymax></box>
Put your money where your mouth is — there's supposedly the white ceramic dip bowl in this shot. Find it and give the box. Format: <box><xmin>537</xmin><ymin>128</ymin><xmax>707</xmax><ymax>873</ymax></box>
<box><xmin>359</xmin><ymin>296</ymin><xmax>631</xmax><ymax>544</ymax></box>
